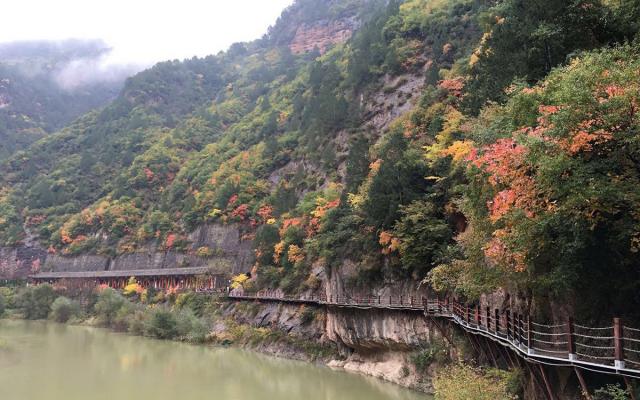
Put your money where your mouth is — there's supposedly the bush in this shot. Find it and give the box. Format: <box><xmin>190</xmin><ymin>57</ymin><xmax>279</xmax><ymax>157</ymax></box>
<box><xmin>594</xmin><ymin>384</ymin><xmax>630</xmax><ymax>400</ymax></box>
<box><xmin>433</xmin><ymin>363</ymin><xmax>517</xmax><ymax>400</ymax></box>
<box><xmin>299</xmin><ymin>306</ymin><xmax>316</xmax><ymax>325</ymax></box>
<box><xmin>50</xmin><ymin>296</ymin><xmax>81</xmax><ymax>323</ymax></box>
<box><xmin>175</xmin><ymin>291</ymin><xmax>210</xmax><ymax>317</ymax></box>
<box><xmin>411</xmin><ymin>340</ymin><xmax>449</xmax><ymax>372</ymax></box>
<box><xmin>175</xmin><ymin>309</ymin><xmax>209</xmax><ymax>342</ymax></box>
<box><xmin>125</xmin><ymin>309</ymin><xmax>149</xmax><ymax>335</ymax></box>
<box><xmin>112</xmin><ymin>301</ymin><xmax>136</xmax><ymax>331</ymax></box>
<box><xmin>0</xmin><ymin>286</ymin><xmax>17</xmax><ymax>309</ymax></box>
<box><xmin>146</xmin><ymin>309</ymin><xmax>178</xmax><ymax>339</ymax></box>
<box><xmin>16</xmin><ymin>284</ymin><xmax>57</xmax><ymax>319</ymax></box>
<box><xmin>0</xmin><ymin>291</ymin><xmax>5</xmax><ymax>316</ymax></box>
<box><xmin>94</xmin><ymin>288</ymin><xmax>127</xmax><ymax>326</ymax></box>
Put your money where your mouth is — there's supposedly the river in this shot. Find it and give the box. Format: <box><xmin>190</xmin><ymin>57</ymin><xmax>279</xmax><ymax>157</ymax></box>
<box><xmin>0</xmin><ymin>320</ymin><xmax>430</xmax><ymax>400</ymax></box>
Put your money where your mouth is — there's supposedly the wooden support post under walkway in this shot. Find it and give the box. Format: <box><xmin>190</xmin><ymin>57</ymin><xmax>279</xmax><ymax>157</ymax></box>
<box><xmin>574</xmin><ymin>367</ymin><xmax>591</xmax><ymax>400</ymax></box>
<box><xmin>539</xmin><ymin>364</ymin><xmax>557</xmax><ymax>400</ymax></box>
<box><xmin>625</xmin><ymin>376</ymin><xmax>637</xmax><ymax>400</ymax></box>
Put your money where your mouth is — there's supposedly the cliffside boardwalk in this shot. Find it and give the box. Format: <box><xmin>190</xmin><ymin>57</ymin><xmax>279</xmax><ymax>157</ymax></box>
<box><xmin>229</xmin><ymin>291</ymin><xmax>640</xmax><ymax>398</ymax></box>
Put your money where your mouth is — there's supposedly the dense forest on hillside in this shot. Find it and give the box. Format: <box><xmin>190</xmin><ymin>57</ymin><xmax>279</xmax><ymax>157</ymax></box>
<box><xmin>1</xmin><ymin>0</ymin><xmax>639</xmax><ymax>320</ymax></box>
<box><xmin>0</xmin><ymin>39</ymin><xmax>132</xmax><ymax>160</ymax></box>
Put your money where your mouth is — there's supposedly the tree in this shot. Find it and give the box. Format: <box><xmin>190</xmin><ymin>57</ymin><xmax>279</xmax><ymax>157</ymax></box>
<box><xmin>393</xmin><ymin>200</ymin><xmax>452</xmax><ymax>277</ymax></box>
<box><xmin>16</xmin><ymin>284</ymin><xmax>57</xmax><ymax>319</ymax></box>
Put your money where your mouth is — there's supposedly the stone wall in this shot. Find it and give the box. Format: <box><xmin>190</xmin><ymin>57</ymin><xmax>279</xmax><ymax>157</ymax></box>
<box><xmin>44</xmin><ymin>254</ymin><xmax>109</xmax><ymax>272</ymax></box>
<box><xmin>1</xmin><ymin>223</ymin><xmax>253</xmax><ymax>278</ymax></box>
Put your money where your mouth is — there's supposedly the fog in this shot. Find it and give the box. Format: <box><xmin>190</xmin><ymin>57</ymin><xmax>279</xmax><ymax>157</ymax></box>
<box><xmin>1</xmin><ymin>0</ymin><xmax>294</xmax><ymax>64</ymax></box>
<box><xmin>52</xmin><ymin>51</ymin><xmax>142</xmax><ymax>91</ymax></box>
<box><xmin>0</xmin><ymin>0</ymin><xmax>295</xmax><ymax>90</ymax></box>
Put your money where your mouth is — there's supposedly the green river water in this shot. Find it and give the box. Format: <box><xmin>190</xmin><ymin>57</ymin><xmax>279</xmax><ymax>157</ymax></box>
<box><xmin>0</xmin><ymin>319</ymin><xmax>430</xmax><ymax>400</ymax></box>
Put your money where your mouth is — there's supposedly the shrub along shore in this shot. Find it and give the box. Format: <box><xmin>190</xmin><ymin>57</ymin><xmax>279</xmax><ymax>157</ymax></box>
<box><xmin>1</xmin><ymin>282</ymin><xmax>213</xmax><ymax>343</ymax></box>
<box><xmin>0</xmin><ymin>281</ymin><xmax>337</xmax><ymax>361</ymax></box>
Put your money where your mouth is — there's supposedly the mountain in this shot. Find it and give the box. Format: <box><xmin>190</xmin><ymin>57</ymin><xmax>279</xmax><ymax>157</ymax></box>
<box><xmin>1</xmin><ymin>0</ymin><xmax>639</xmax><ymax>319</ymax></box>
<box><xmin>0</xmin><ymin>39</ymin><xmax>137</xmax><ymax>160</ymax></box>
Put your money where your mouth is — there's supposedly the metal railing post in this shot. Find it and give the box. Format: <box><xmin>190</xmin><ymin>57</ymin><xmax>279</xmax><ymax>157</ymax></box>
<box><xmin>527</xmin><ymin>316</ymin><xmax>534</xmax><ymax>355</ymax></box>
<box><xmin>614</xmin><ymin>318</ymin><xmax>625</xmax><ymax>369</ymax></box>
<box><xmin>486</xmin><ymin>307</ymin><xmax>491</xmax><ymax>331</ymax></box>
<box><xmin>568</xmin><ymin>317</ymin><xmax>576</xmax><ymax>361</ymax></box>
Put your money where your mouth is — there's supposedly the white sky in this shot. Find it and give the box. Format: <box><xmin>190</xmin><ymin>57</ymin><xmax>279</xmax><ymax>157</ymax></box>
<box><xmin>0</xmin><ymin>0</ymin><xmax>295</xmax><ymax>66</ymax></box>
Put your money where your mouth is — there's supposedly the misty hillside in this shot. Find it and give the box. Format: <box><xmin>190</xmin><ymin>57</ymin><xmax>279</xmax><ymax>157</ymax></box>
<box><xmin>1</xmin><ymin>0</ymin><xmax>640</xmax><ymax>319</ymax></box>
<box><xmin>0</xmin><ymin>39</ymin><xmax>136</xmax><ymax>160</ymax></box>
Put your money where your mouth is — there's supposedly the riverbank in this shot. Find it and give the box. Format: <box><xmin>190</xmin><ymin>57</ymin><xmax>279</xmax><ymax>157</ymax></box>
<box><xmin>0</xmin><ymin>283</ymin><xmax>522</xmax><ymax>399</ymax></box>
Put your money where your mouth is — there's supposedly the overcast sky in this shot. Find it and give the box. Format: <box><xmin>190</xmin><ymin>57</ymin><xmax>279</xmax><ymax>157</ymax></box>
<box><xmin>0</xmin><ymin>0</ymin><xmax>295</xmax><ymax>66</ymax></box>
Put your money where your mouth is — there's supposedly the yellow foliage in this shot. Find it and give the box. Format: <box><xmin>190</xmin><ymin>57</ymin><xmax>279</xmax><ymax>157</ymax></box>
<box><xmin>426</xmin><ymin>108</ymin><xmax>465</xmax><ymax>160</ymax></box>
<box><xmin>287</xmin><ymin>244</ymin><xmax>305</xmax><ymax>264</ymax></box>
<box><xmin>230</xmin><ymin>273</ymin><xmax>249</xmax><ymax>289</ymax></box>
<box><xmin>123</xmin><ymin>277</ymin><xmax>145</xmax><ymax>296</ymax></box>
<box><xmin>273</xmin><ymin>241</ymin><xmax>285</xmax><ymax>263</ymax></box>
<box><xmin>196</xmin><ymin>246</ymin><xmax>213</xmax><ymax>257</ymax></box>
<box><xmin>434</xmin><ymin>363</ymin><xmax>517</xmax><ymax>400</ymax></box>
<box><xmin>442</xmin><ymin>140</ymin><xmax>475</xmax><ymax>163</ymax></box>
<box><xmin>347</xmin><ymin>193</ymin><xmax>365</xmax><ymax>208</ymax></box>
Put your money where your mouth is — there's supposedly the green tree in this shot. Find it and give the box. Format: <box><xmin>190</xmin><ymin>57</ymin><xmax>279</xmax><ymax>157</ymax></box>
<box><xmin>16</xmin><ymin>284</ymin><xmax>57</xmax><ymax>319</ymax></box>
<box><xmin>50</xmin><ymin>296</ymin><xmax>81</xmax><ymax>323</ymax></box>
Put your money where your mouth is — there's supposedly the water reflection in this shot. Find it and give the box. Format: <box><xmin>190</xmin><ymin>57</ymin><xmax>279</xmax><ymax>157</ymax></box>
<box><xmin>0</xmin><ymin>320</ymin><xmax>430</xmax><ymax>400</ymax></box>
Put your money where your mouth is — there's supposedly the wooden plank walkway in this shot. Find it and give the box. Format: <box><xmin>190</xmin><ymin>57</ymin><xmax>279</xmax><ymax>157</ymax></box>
<box><xmin>229</xmin><ymin>291</ymin><xmax>640</xmax><ymax>380</ymax></box>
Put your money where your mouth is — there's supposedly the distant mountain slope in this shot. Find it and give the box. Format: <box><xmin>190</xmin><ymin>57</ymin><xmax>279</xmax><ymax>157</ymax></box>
<box><xmin>0</xmin><ymin>39</ymin><xmax>136</xmax><ymax>160</ymax></box>
<box><xmin>1</xmin><ymin>0</ymin><xmax>639</xmax><ymax>317</ymax></box>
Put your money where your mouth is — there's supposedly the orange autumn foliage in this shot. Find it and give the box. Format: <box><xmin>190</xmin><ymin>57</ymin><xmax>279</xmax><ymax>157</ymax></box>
<box><xmin>379</xmin><ymin>231</ymin><xmax>401</xmax><ymax>255</ymax></box>
<box><xmin>165</xmin><ymin>233</ymin><xmax>176</xmax><ymax>249</ymax></box>
<box><xmin>257</xmin><ymin>205</ymin><xmax>274</xmax><ymax>222</ymax></box>
<box><xmin>231</xmin><ymin>204</ymin><xmax>249</xmax><ymax>220</ymax></box>
<box><xmin>280</xmin><ymin>218</ymin><xmax>302</xmax><ymax>235</ymax></box>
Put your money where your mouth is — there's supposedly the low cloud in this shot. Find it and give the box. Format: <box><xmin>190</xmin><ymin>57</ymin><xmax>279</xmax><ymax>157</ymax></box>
<box><xmin>52</xmin><ymin>53</ymin><xmax>144</xmax><ymax>91</ymax></box>
<box><xmin>0</xmin><ymin>39</ymin><xmax>146</xmax><ymax>91</ymax></box>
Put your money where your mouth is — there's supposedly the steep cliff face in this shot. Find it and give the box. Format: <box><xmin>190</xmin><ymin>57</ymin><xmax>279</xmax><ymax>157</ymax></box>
<box><xmin>325</xmin><ymin>308</ymin><xmax>435</xmax><ymax>352</ymax></box>
<box><xmin>220</xmin><ymin>299</ymin><xmax>442</xmax><ymax>392</ymax></box>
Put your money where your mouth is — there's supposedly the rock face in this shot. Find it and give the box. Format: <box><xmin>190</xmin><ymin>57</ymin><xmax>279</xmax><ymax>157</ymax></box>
<box><xmin>45</xmin><ymin>254</ymin><xmax>109</xmax><ymax>272</ymax></box>
<box><xmin>0</xmin><ymin>223</ymin><xmax>253</xmax><ymax>278</ymax></box>
<box><xmin>325</xmin><ymin>308</ymin><xmax>435</xmax><ymax>352</ymax></box>
<box><xmin>104</xmin><ymin>224</ymin><xmax>253</xmax><ymax>274</ymax></box>
<box><xmin>289</xmin><ymin>17</ymin><xmax>358</xmax><ymax>55</ymax></box>
<box><xmin>222</xmin><ymin>301</ymin><xmax>324</xmax><ymax>340</ymax></box>
<box><xmin>0</xmin><ymin>246</ymin><xmax>46</xmax><ymax>279</ymax></box>
<box><xmin>222</xmin><ymin>298</ymin><xmax>438</xmax><ymax>392</ymax></box>
<box><xmin>364</xmin><ymin>73</ymin><xmax>427</xmax><ymax>133</ymax></box>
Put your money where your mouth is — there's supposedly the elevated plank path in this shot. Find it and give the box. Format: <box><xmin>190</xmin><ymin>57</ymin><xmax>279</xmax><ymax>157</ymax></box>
<box><xmin>229</xmin><ymin>291</ymin><xmax>640</xmax><ymax>381</ymax></box>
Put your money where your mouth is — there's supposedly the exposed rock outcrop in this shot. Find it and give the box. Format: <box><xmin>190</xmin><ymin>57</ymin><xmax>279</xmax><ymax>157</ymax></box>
<box><xmin>289</xmin><ymin>17</ymin><xmax>358</xmax><ymax>55</ymax></box>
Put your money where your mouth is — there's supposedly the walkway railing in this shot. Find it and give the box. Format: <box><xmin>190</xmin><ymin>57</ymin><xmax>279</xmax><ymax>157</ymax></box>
<box><xmin>228</xmin><ymin>291</ymin><xmax>640</xmax><ymax>379</ymax></box>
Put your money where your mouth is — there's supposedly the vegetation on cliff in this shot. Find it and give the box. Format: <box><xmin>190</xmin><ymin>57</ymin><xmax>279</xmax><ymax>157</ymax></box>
<box><xmin>0</xmin><ymin>0</ymin><xmax>639</xmax><ymax>320</ymax></box>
